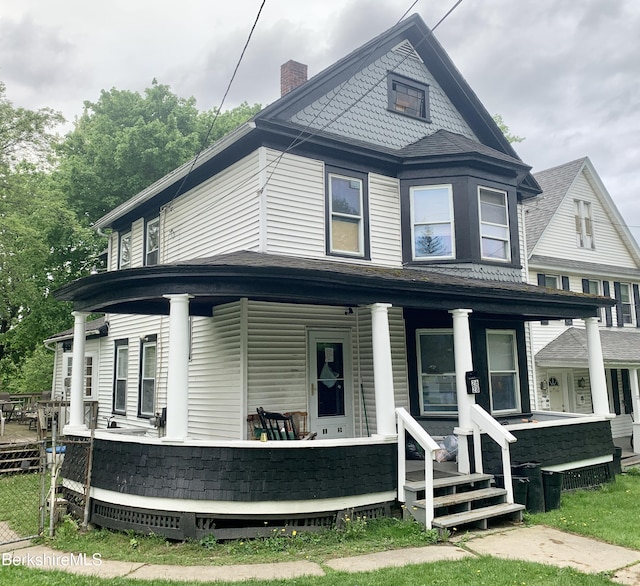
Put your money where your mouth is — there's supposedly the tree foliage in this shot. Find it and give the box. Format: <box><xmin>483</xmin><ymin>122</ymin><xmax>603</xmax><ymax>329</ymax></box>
<box><xmin>56</xmin><ymin>80</ymin><xmax>261</xmax><ymax>223</ymax></box>
<box><xmin>493</xmin><ymin>113</ymin><xmax>524</xmax><ymax>144</ymax></box>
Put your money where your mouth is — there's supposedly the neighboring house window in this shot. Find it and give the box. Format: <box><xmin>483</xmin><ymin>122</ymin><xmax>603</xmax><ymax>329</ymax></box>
<box><xmin>479</xmin><ymin>187</ymin><xmax>510</xmax><ymax>261</ymax></box>
<box><xmin>416</xmin><ymin>330</ymin><xmax>456</xmax><ymax>414</ymax></box>
<box><xmin>487</xmin><ymin>330</ymin><xmax>520</xmax><ymax>413</ymax></box>
<box><xmin>583</xmin><ymin>279</ymin><xmax>602</xmax><ymax>322</ymax></box>
<box><xmin>618</xmin><ymin>283</ymin><xmax>634</xmax><ymax>325</ymax></box>
<box><xmin>411</xmin><ymin>185</ymin><xmax>455</xmax><ymax>260</ymax></box>
<box><xmin>575</xmin><ymin>200</ymin><xmax>595</xmax><ymax>249</ymax></box>
<box><xmin>63</xmin><ymin>354</ymin><xmax>96</xmax><ymax>400</ymax></box>
<box><xmin>119</xmin><ymin>232</ymin><xmax>131</xmax><ymax>269</ymax></box>
<box><xmin>139</xmin><ymin>336</ymin><xmax>157</xmax><ymax>417</ymax></box>
<box><xmin>387</xmin><ymin>73</ymin><xmax>429</xmax><ymax>121</ymax></box>
<box><xmin>113</xmin><ymin>340</ymin><xmax>128</xmax><ymax>414</ymax></box>
<box><xmin>326</xmin><ymin>170</ymin><xmax>369</xmax><ymax>258</ymax></box>
<box><xmin>539</xmin><ymin>274</ymin><xmax>559</xmax><ymax>289</ymax></box>
<box><xmin>145</xmin><ymin>217</ymin><xmax>160</xmax><ymax>266</ymax></box>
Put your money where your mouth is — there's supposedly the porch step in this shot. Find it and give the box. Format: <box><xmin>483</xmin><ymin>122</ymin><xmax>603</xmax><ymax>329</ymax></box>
<box><xmin>432</xmin><ymin>503</ymin><xmax>525</xmax><ymax>530</ymax></box>
<box><xmin>432</xmin><ymin>486</ymin><xmax>507</xmax><ymax>508</ymax></box>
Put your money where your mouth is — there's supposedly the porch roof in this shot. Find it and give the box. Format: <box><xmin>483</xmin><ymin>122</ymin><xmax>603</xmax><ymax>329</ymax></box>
<box><xmin>536</xmin><ymin>327</ymin><xmax>640</xmax><ymax>367</ymax></box>
<box><xmin>55</xmin><ymin>251</ymin><xmax>612</xmax><ymax>319</ymax></box>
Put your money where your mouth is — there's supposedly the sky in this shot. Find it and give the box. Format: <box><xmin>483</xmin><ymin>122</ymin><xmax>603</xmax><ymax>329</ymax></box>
<box><xmin>1</xmin><ymin>0</ymin><xmax>639</xmax><ymax>242</ymax></box>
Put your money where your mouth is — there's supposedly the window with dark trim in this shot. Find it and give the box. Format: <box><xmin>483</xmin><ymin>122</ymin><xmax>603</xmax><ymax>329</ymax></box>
<box><xmin>119</xmin><ymin>231</ymin><xmax>131</xmax><ymax>269</ymax></box>
<box><xmin>113</xmin><ymin>339</ymin><xmax>128</xmax><ymax>414</ymax></box>
<box><xmin>410</xmin><ymin>184</ymin><xmax>455</xmax><ymax>260</ymax></box>
<box><xmin>387</xmin><ymin>73</ymin><xmax>429</xmax><ymax>121</ymax></box>
<box><xmin>416</xmin><ymin>329</ymin><xmax>456</xmax><ymax>414</ymax></box>
<box><xmin>145</xmin><ymin>217</ymin><xmax>160</xmax><ymax>266</ymax></box>
<box><xmin>138</xmin><ymin>335</ymin><xmax>157</xmax><ymax>417</ymax></box>
<box><xmin>325</xmin><ymin>168</ymin><xmax>369</xmax><ymax>258</ymax></box>
<box><xmin>479</xmin><ymin>187</ymin><xmax>510</xmax><ymax>261</ymax></box>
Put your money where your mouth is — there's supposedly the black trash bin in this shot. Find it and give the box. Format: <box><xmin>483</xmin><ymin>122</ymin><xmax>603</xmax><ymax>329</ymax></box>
<box><xmin>494</xmin><ymin>474</ymin><xmax>529</xmax><ymax>506</ymax></box>
<box><xmin>611</xmin><ymin>447</ymin><xmax>622</xmax><ymax>476</ymax></box>
<box><xmin>542</xmin><ymin>470</ymin><xmax>564</xmax><ymax>511</ymax></box>
<box><xmin>512</xmin><ymin>462</ymin><xmax>545</xmax><ymax>513</ymax></box>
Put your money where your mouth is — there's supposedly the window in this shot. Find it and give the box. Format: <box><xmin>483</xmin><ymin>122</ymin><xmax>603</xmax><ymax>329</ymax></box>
<box><xmin>479</xmin><ymin>187</ymin><xmax>510</xmax><ymax>261</ymax></box>
<box><xmin>487</xmin><ymin>330</ymin><xmax>520</xmax><ymax>413</ymax></box>
<box><xmin>584</xmin><ymin>279</ymin><xmax>602</xmax><ymax>322</ymax></box>
<box><xmin>139</xmin><ymin>336</ymin><xmax>157</xmax><ymax>417</ymax></box>
<box><xmin>619</xmin><ymin>283</ymin><xmax>633</xmax><ymax>325</ymax></box>
<box><xmin>575</xmin><ymin>200</ymin><xmax>595</xmax><ymax>249</ymax></box>
<box><xmin>119</xmin><ymin>232</ymin><xmax>131</xmax><ymax>269</ymax></box>
<box><xmin>63</xmin><ymin>354</ymin><xmax>96</xmax><ymax>400</ymax></box>
<box><xmin>327</xmin><ymin>171</ymin><xmax>368</xmax><ymax>257</ymax></box>
<box><xmin>541</xmin><ymin>274</ymin><xmax>559</xmax><ymax>289</ymax></box>
<box><xmin>113</xmin><ymin>340</ymin><xmax>128</xmax><ymax>414</ymax></box>
<box><xmin>145</xmin><ymin>217</ymin><xmax>160</xmax><ymax>266</ymax></box>
<box><xmin>411</xmin><ymin>185</ymin><xmax>455</xmax><ymax>260</ymax></box>
<box><xmin>388</xmin><ymin>74</ymin><xmax>429</xmax><ymax>120</ymax></box>
<box><xmin>416</xmin><ymin>330</ymin><xmax>456</xmax><ymax>414</ymax></box>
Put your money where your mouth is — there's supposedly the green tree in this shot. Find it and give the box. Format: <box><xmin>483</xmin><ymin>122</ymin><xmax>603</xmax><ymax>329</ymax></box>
<box><xmin>56</xmin><ymin>80</ymin><xmax>261</xmax><ymax>222</ymax></box>
<box><xmin>493</xmin><ymin>113</ymin><xmax>524</xmax><ymax>144</ymax></box>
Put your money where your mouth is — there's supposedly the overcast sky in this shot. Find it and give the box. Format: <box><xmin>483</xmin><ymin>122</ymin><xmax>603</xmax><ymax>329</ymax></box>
<box><xmin>2</xmin><ymin>0</ymin><xmax>639</xmax><ymax>242</ymax></box>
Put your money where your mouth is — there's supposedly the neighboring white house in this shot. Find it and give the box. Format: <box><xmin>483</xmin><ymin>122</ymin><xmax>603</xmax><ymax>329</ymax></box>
<box><xmin>525</xmin><ymin>157</ymin><xmax>640</xmax><ymax>450</ymax></box>
<box><xmin>47</xmin><ymin>15</ymin><xmax>617</xmax><ymax>539</ymax></box>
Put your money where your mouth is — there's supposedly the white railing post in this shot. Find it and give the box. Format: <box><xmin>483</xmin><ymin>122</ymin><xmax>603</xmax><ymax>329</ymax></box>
<box><xmin>397</xmin><ymin>416</ymin><xmax>406</xmax><ymax>503</ymax></box>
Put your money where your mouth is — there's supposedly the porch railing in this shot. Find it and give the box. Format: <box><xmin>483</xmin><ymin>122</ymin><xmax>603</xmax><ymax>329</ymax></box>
<box><xmin>395</xmin><ymin>407</ymin><xmax>441</xmax><ymax>529</ymax></box>
<box><xmin>470</xmin><ymin>404</ymin><xmax>517</xmax><ymax>503</ymax></box>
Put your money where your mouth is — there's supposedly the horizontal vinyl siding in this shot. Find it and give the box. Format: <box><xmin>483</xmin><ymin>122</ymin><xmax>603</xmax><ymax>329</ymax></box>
<box><xmin>265</xmin><ymin>149</ymin><xmax>326</xmax><ymax>258</ymax></box>
<box><xmin>369</xmin><ymin>173</ymin><xmax>402</xmax><ymax>267</ymax></box>
<box><xmin>161</xmin><ymin>152</ymin><xmax>261</xmax><ymax>263</ymax></box>
<box><xmin>189</xmin><ymin>303</ymin><xmax>243</xmax><ymax>440</ymax></box>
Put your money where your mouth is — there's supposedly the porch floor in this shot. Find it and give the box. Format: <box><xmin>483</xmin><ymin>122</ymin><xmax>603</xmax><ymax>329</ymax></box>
<box><xmin>406</xmin><ymin>459</ymin><xmax>458</xmax><ymax>482</ymax></box>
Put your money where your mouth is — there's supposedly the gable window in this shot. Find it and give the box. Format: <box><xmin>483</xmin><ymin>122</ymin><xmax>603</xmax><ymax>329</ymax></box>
<box><xmin>113</xmin><ymin>340</ymin><xmax>128</xmax><ymax>414</ymax></box>
<box><xmin>326</xmin><ymin>170</ymin><xmax>369</xmax><ymax>258</ymax></box>
<box><xmin>417</xmin><ymin>330</ymin><xmax>456</xmax><ymax>414</ymax></box>
<box><xmin>145</xmin><ymin>217</ymin><xmax>160</xmax><ymax>266</ymax></box>
<box><xmin>388</xmin><ymin>73</ymin><xmax>429</xmax><ymax>121</ymax></box>
<box><xmin>487</xmin><ymin>330</ymin><xmax>520</xmax><ymax>413</ymax></box>
<box><xmin>575</xmin><ymin>200</ymin><xmax>595</xmax><ymax>249</ymax></box>
<box><xmin>411</xmin><ymin>185</ymin><xmax>454</xmax><ymax>260</ymax></box>
<box><xmin>479</xmin><ymin>187</ymin><xmax>510</xmax><ymax>261</ymax></box>
<box><xmin>119</xmin><ymin>232</ymin><xmax>131</xmax><ymax>269</ymax></box>
<box><xmin>139</xmin><ymin>335</ymin><xmax>157</xmax><ymax>417</ymax></box>
<box><xmin>618</xmin><ymin>283</ymin><xmax>633</xmax><ymax>325</ymax></box>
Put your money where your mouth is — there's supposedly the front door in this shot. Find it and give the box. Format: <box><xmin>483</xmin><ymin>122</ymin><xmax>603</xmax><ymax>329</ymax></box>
<box><xmin>308</xmin><ymin>331</ymin><xmax>354</xmax><ymax>439</ymax></box>
<box><xmin>547</xmin><ymin>371</ymin><xmax>570</xmax><ymax>412</ymax></box>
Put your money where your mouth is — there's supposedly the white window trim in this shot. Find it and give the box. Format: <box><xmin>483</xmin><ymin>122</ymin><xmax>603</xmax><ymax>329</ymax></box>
<box><xmin>486</xmin><ymin>329</ymin><xmax>521</xmax><ymax>414</ymax></box>
<box><xmin>63</xmin><ymin>352</ymin><xmax>97</xmax><ymax>401</ymax></box>
<box><xmin>619</xmin><ymin>282</ymin><xmax>634</xmax><ymax>326</ymax></box>
<box><xmin>113</xmin><ymin>343</ymin><xmax>128</xmax><ymax>414</ymax></box>
<box><xmin>575</xmin><ymin>199</ymin><xmax>595</xmax><ymax>250</ymax></box>
<box><xmin>410</xmin><ymin>184</ymin><xmax>455</xmax><ymax>261</ymax></box>
<box><xmin>416</xmin><ymin>329</ymin><xmax>456</xmax><ymax>415</ymax></box>
<box><xmin>478</xmin><ymin>186</ymin><xmax>511</xmax><ymax>262</ymax></box>
<box><xmin>139</xmin><ymin>338</ymin><xmax>157</xmax><ymax>417</ymax></box>
<box><xmin>119</xmin><ymin>231</ymin><xmax>131</xmax><ymax>269</ymax></box>
<box><xmin>328</xmin><ymin>173</ymin><xmax>365</xmax><ymax>257</ymax></box>
<box><xmin>586</xmin><ymin>279</ymin><xmax>602</xmax><ymax>322</ymax></box>
<box><xmin>145</xmin><ymin>217</ymin><xmax>160</xmax><ymax>266</ymax></box>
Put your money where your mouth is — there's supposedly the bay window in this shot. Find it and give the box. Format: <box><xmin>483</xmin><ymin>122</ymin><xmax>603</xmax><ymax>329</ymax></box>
<box><xmin>479</xmin><ymin>187</ymin><xmax>510</xmax><ymax>261</ymax></box>
<box><xmin>411</xmin><ymin>184</ymin><xmax>454</xmax><ymax>260</ymax></box>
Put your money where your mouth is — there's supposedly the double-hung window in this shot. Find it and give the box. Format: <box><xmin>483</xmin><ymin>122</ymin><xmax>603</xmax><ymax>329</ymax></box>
<box><xmin>63</xmin><ymin>354</ymin><xmax>96</xmax><ymax>400</ymax></box>
<box><xmin>139</xmin><ymin>336</ymin><xmax>157</xmax><ymax>417</ymax></box>
<box><xmin>619</xmin><ymin>283</ymin><xmax>633</xmax><ymax>325</ymax></box>
<box><xmin>113</xmin><ymin>340</ymin><xmax>128</xmax><ymax>414</ymax></box>
<box><xmin>145</xmin><ymin>217</ymin><xmax>160</xmax><ymax>266</ymax></box>
<box><xmin>411</xmin><ymin>185</ymin><xmax>454</xmax><ymax>260</ymax></box>
<box><xmin>575</xmin><ymin>200</ymin><xmax>595</xmax><ymax>249</ymax></box>
<box><xmin>119</xmin><ymin>232</ymin><xmax>131</xmax><ymax>269</ymax></box>
<box><xmin>416</xmin><ymin>330</ymin><xmax>456</xmax><ymax>414</ymax></box>
<box><xmin>479</xmin><ymin>187</ymin><xmax>510</xmax><ymax>261</ymax></box>
<box><xmin>487</xmin><ymin>330</ymin><xmax>520</xmax><ymax>413</ymax></box>
<box><xmin>584</xmin><ymin>279</ymin><xmax>602</xmax><ymax>322</ymax></box>
<box><xmin>327</xmin><ymin>171</ymin><xmax>367</xmax><ymax>257</ymax></box>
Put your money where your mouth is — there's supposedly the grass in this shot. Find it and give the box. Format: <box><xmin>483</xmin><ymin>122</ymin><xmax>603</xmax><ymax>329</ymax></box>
<box><xmin>0</xmin><ymin>557</ymin><xmax>616</xmax><ymax>586</ymax></box>
<box><xmin>528</xmin><ymin>468</ymin><xmax>640</xmax><ymax>550</ymax></box>
<box><xmin>0</xmin><ymin>472</ymin><xmax>43</xmax><ymax>538</ymax></box>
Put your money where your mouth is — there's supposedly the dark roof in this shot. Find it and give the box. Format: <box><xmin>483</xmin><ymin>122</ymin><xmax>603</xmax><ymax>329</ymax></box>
<box><xmin>536</xmin><ymin>326</ymin><xmax>640</xmax><ymax>365</ymax></box>
<box><xmin>45</xmin><ymin>315</ymin><xmax>108</xmax><ymax>344</ymax></box>
<box><xmin>55</xmin><ymin>251</ymin><xmax>612</xmax><ymax>320</ymax></box>
<box><xmin>529</xmin><ymin>254</ymin><xmax>640</xmax><ymax>279</ymax></box>
<box><xmin>525</xmin><ymin>158</ymin><xmax>587</xmax><ymax>251</ymax></box>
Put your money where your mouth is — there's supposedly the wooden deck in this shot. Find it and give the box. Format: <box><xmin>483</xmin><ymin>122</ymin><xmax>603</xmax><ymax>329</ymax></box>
<box><xmin>0</xmin><ymin>420</ymin><xmax>39</xmax><ymax>445</ymax></box>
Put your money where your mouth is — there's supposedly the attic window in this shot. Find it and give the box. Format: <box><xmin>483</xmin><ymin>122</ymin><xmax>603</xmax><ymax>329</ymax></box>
<box><xmin>387</xmin><ymin>73</ymin><xmax>429</xmax><ymax>121</ymax></box>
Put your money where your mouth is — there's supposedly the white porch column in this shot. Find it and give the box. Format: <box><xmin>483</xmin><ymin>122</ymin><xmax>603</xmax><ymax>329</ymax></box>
<box><xmin>369</xmin><ymin>303</ymin><xmax>396</xmax><ymax>437</ymax></box>
<box><xmin>65</xmin><ymin>311</ymin><xmax>89</xmax><ymax>434</ymax></box>
<box><xmin>630</xmin><ymin>368</ymin><xmax>640</xmax><ymax>454</ymax></box>
<box><xmin>450</xmin><ymin>309</ymin><xmax>475</xmax><ymax>474</ymax></box>
<box><xmin>584</xmin><ymin>317</ymin><xmax>612</xmax><ymax>417</ymax></box>
<box><xmin>163</xmin><ymin>294</ymin><xmax>192</xmax><ymax>441</ymax></box>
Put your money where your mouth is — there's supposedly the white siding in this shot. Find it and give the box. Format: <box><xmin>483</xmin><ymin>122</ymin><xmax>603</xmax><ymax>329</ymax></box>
<box><xmin>162</xmin><ymin>152</ymin><xmax>262</xmax><ymax>263</ymax></box>
<box><xmin>108</xmin><ymin>232</ymin><xmax>118</xmax><ymax>271</ymax></box>
<box><xmin>369</xmin><ymin>173</ymin><xmax>402</xmax><ymax>267</ymax></box>
<box><xmin>534</xmin><ymin>170</ymin><xmax>637</xmax><ymax>268</ymax></box>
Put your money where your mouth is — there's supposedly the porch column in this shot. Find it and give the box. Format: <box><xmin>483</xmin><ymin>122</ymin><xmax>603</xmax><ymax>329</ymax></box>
<box><xmin>65</xmin><ymin>311</ymin><xmax>89</xmax><ymax>434</ymax></box>
<box><xmin>369</xmin><ymin>303</ymin><xmax>396</xmax><ymax>437</ymax></box>
<box><xmin>450</xmin><ymin>309</ymin><xmax>474</xmax><ymax>474</ymax></box>
<box><xmin>584</xmin><ymin>317</ymin><xmax>612</xmax><ymax>417</ymax></box>
<box><xmin>630</xmin><ymin>368</ymin><xmax>640</xmax><ymax>453</ymax></box>
<box><xmin>163</xmin><ymin>294</ymin><xmax>192</xmax><ymax>441</ymax></box>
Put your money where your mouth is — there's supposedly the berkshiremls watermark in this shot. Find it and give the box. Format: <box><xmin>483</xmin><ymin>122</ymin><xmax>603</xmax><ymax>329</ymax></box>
<box><xmin>3</xmin><ymin>552</ymin><xmax>102</xmax><ymax>567</ymax></box>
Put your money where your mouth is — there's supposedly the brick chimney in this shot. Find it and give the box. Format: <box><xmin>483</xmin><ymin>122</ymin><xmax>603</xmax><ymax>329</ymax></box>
<box><xmin>280</xmin><ymin>60</ymin><xmax>308</xmax><ymax>96</ymax></box>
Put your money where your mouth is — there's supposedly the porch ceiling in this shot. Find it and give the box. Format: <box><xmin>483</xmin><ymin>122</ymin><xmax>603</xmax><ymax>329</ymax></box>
<box><xmin>55</xmin><ymin>251</ymin><xmax>612</xmax><ymax>319</ymax></box>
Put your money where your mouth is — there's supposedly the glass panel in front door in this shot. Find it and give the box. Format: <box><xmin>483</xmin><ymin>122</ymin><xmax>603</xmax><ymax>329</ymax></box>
<box><xmin>316</xmin><ymin>342</ymin><xmax>345</xmax><ymax>417</ymax></box>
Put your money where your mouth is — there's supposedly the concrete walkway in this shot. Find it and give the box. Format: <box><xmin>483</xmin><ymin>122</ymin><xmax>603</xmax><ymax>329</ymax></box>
<box><xmin>2</xmin><ymin>525</ymin><xmax>640</xmax><ymax>583</ymax></box>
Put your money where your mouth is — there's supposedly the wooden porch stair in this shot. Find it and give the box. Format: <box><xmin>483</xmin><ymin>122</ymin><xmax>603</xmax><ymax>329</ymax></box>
<box><xmin>404</xmin><ymin>472</ymin><xmax>525</xmax><ymax>531</ymax></box>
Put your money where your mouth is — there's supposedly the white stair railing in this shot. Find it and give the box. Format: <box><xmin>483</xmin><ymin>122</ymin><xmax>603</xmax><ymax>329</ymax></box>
<box><xmin>470</xmin><ymin>404</ymin><xmax>517</xmax><ymax>503</ymax></box>
<box><xmin>396</xmin><ymin>407</ymin><xmax>441</xmax><ymax>529</ymax></box>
